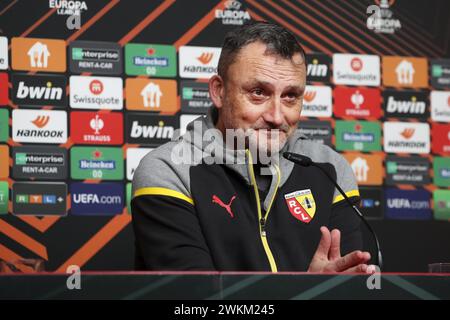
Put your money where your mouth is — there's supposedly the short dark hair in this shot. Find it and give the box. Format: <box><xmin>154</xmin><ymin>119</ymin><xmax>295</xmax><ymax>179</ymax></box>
<box><xmin>217</xmin><ymin>21</ymin><xmax>306</xmax><ymax>80</ymax></box>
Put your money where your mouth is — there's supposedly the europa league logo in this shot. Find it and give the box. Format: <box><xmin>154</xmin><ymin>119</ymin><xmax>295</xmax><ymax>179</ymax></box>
<box><xmin>374</xmin><ymin>0</ymin><xmax>396</xmax><ymax>9</ymax></box>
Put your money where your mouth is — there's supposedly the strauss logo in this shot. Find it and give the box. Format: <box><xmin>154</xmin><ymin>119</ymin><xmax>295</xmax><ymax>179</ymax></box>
<box><xmin>351</xmin><ymin>90</ymin><xmax>364</xmax><ymax>109</ymax></box>
<box><xmin>90</xmin><ymin>114</ymin><xmax>104</xmax><ymax>134</ymax></box>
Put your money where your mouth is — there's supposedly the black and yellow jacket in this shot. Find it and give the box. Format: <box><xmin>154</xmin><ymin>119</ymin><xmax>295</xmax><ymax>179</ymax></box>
<box><xmin>131</xmin><ymin>109</ymin><xmax>361</xmax><ymax>272</ymax></box>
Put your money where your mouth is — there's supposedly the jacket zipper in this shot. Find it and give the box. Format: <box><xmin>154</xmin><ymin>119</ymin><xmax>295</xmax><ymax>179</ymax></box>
<box><xmin>260</xmin><ymin>218</ymin><xmax>267</xmax><ymax>237</ymax></box>
<box><xmin>246</xmin><ymin>150</ymin><xmax>281</xmax><ymax>272</ymax></box>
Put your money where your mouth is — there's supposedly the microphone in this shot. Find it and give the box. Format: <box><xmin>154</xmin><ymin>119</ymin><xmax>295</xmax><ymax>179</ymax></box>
<box><xmin>283</xmin><ymin>152</ymin><xmax>383</xmax><ymax>270</ymax></box>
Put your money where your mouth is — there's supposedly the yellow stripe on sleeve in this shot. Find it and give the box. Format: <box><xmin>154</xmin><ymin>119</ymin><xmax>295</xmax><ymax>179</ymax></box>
<box><xmin>332</xmin><ymin>189</ymin><xmax>360</xmax><ymax>204</ymax></box>
<box><xmin>133</xmin><ymin>187</ymin><xmax>194</xmax><ymax>205</ymax></box>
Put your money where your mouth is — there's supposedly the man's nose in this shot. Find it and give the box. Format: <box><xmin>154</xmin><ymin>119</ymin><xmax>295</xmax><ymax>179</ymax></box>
<box><xmin>263</xmin><ymin>98</ymin><xmax>284</xmax><ymax>127</ymax></box>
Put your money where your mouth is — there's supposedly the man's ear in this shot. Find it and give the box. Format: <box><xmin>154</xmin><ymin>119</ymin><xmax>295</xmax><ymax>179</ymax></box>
<box><xmin>208</xmin><ymin>75</ymin><xmax>225</xmax><ymax>109</ymax></box>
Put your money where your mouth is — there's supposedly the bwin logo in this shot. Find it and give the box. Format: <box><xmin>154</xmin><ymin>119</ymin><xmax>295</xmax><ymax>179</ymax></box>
<box><xmin>386</xmin><ymin>96</ymin><xmax>426</xmax><ymax>114</ymax></box>
<box><xmin>307</xmin><ymin>59</ymin><xmax>328</xmax><ymax>77</ymax></box>
<box><xmin>16</xmin><ymin>81</ymin><xmax>63</xmax><ymax>100</ymax></box>
<box><xmin>130</xmin><ymin>120</ymin><xmax>174</xmax><ymax>139</ymax></box>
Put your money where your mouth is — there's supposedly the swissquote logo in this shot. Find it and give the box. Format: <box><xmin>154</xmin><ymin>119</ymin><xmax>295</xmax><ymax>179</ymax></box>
<box><xmin>179</xmin><ymin>46</ymin><xmax>221</xmax><ymax>79</ymax></box>
<box><xmin>12</xmin><ymin>109</ymin><xmax>67</xmax><ymax>144</ymax></box>
<box><xmin>284</xmin><ymin>189</ymin><xmax>316</xmax><ymax>223</ymax></box>
<box><xmin>301</xmin><ymin>85</ymin><xmax>332</xmax><ymax>118</ymax></box>
<box><xmin>383</xmin><ymin>122</ymin><xmax>430</xmax><ymax>154</ymax></box>
<box><xmin>12</xmin><ymin>74</ymin><xmax>67</xmax><ymax>107</ymax></box>
<box><xmin>431</xmin><ymin>91</ymin><xmax>450</xmax><ymax>122</ymax></box>
<box><xmin>70</xmin><ymin>75</ymin><xmax>123</xmax><ymax>110</ymax></box>
<box><xmin>0</xmin><ymin>37</ymin><xmax>8</xmax><ymax>70</ymax></box>
<box><xmin>333</xmin><ymin>53</ymin><xmax>380</xmax><ymax>86</ymax></box>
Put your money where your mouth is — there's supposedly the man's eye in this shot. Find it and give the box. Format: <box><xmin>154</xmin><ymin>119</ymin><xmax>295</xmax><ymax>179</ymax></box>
<box><xmin>285</xmin><ymin>92</ymin><xmax>299</xmax><ymax>100</ymax></box>
<box><xmin>251</xmin><ymin>88</ymin><xmax>264</xmax><ymax>96</ymax></box>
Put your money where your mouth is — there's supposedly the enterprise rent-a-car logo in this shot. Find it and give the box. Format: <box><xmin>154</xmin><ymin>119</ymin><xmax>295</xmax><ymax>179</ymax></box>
<box><xmin>12</xmin><ymin>146</ymin><xmax>68</xmax><ymax>180</ymax></box>
<box><xmin>0</xmin><ymin>37</ymin><xmax>8</xmax><ymax>70</ymax></box>
<box><xmin>69</xmin><ymin>40</ymin><xmax>122</xmax><ymax>75</ymax></box>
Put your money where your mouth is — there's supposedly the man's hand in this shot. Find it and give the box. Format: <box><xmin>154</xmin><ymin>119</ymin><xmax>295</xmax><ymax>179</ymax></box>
<box><xmin>308</xmin><ymin>226</ymin><xmax>376</xmax><ymax>273</ymax></box>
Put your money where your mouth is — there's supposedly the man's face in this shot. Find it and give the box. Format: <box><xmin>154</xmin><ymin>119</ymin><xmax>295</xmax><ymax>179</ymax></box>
<box><xmin>211</xmin><ymin>41</ymin><xmax>306</xmax><ymax>154</ymax></box>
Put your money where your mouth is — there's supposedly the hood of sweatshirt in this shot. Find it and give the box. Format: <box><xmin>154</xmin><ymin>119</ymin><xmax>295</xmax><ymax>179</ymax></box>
<box><xmin>178</xmin><ymin>107</ymin><xmax>309</xmax><ymax>210</ymax></box>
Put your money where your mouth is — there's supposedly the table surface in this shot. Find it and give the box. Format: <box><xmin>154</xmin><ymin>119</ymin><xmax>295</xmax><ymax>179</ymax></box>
<box><xmin>1</xmin><ymin>272</ymin><xmax>449</xmax><ymax>300</ymax></box>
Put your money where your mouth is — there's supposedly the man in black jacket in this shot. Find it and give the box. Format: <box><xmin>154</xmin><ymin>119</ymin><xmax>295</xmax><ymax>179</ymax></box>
<box><xmin>132</xmin><ymin>21</ymin><xmax>374</xmax><ymax>273</ymax></box>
